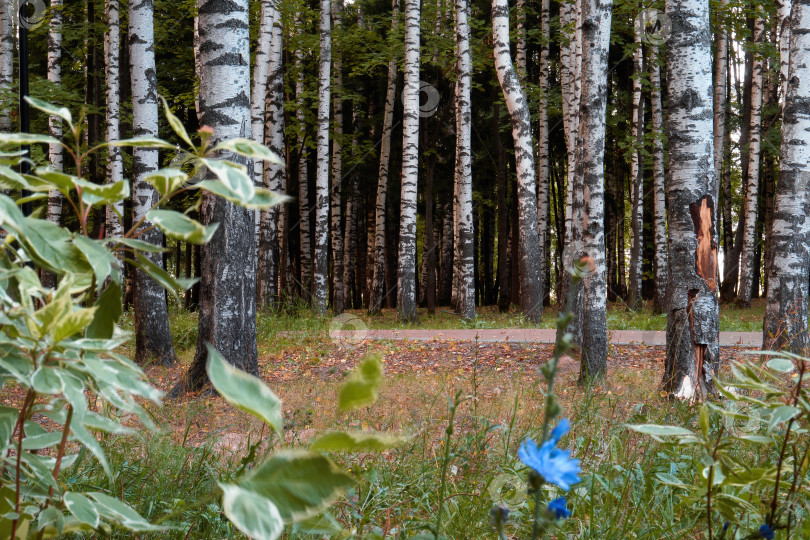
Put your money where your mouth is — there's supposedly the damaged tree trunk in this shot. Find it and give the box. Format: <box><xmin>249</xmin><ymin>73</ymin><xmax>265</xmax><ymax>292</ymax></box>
<box><xmin>662</xmin><ymin>0</ymin><xmax>719</xmax><ymax>400</ymax></box>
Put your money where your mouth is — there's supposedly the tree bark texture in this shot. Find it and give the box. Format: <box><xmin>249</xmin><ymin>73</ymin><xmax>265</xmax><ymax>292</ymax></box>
<box><xmin>662</xmin><ymin>0</ymin><xmax>720</xmax><ymax>400</ymax></box>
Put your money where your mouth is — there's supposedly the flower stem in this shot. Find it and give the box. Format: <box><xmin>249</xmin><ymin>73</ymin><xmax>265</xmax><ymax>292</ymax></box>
<box><xmin>531</xmin><ymin>486</ymin><xmax>544</xmax><ymax>539</ymax></box>
<box><xmin>434</xmin><ymin>391</ymin><xmax>463</xmax><ymax>540</ymax></box>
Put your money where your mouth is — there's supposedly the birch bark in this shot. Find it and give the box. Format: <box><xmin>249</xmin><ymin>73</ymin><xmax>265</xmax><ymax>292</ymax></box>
<box><xmin>105</xmin><ymin>0</ymin><xmax>123</xmax><ymax>238</ymax></box>
<box><xmin>0</xmin><ymin>0</ymin><xmax>12</xmax><ymax>131</ymax></box>
<box><xmin>251</xmin><ymin>0</ymin><xmax>275</xmax><ymax>242</ymax></box>
<box><xmin>628</xmin><ymin>26</ymin><xmax>645</xmax><ymax>310</ymax></box>
<box><xmin>369</xmin><ymin>0</ymin><xmax>399</xmax><ymax>315</ymax></box>
<box><xmin>570</xmin><ymin>0</ymin><xmax>611</xmax><ymax>381</ymax></box>
<box><xmin>313</xmin><ymin>0</ymin><xmax>331</xmax><ymax>314</ymax></box>
<box><xmin>177</xmin><ymin>0</ymin><xmax>258</xmax><ymax>393</ymax></box>
<box><xmin>763</xmin><ymin>0</ymin><xmax>810</xmax><ymax>353</ymax></box>
<box><xmin>454</xmin><ymin>0</ymin><xmax>475</xmax><ymax>320</ymax></box>
<box><xmin>492</xmin><ymin>0</ymin><xmax>543</xmax><ymax>322</ymax></box>
<box><xmin>649</xmin><ymin>46</ymin><xmax>668</xmax><ymax>314</ymax></box>
<box><xmin>331</xmin><ymin>0</ymin><xmax>344</xmax><ymax>314</ymax></box>
<box><xmin>258</xmin><ymin>7</ymin><xmax>285</xmax><ymax>308</ymax></box>
<box><xmin>662</xmin><ymin>0</ymin><xmax>719</xmax><ymax>399</ymax></box>
<box><xmin>130</xmin><ymin>0</ymin><xmax>176</xmax><ymax>366</ymax></box>
<box><xmin>397</xmin><ymin>0</ymin><xmax>420</xmax><ymax>321</ymax></box>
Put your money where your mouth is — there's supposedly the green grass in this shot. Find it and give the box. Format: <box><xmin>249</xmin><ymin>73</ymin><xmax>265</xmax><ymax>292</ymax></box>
<box><xmin>67</xmin><ymin>359</ymin><xmax>797</xmax><ymax>539</ymax></box>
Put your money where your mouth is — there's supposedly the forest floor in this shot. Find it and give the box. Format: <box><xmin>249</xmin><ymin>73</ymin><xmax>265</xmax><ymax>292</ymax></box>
<box><xmin>1</xmin><ymin>300</ymin><xmax>774</xmax><ymax>537</ymax></box>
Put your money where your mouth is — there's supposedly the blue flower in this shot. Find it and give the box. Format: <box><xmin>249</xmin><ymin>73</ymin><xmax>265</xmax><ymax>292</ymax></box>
<box><xmin>758</xmin><ymin>524</ymin><xmax>774</xmax><ymax>539</ymax></box>
<box><xmin>547</xmin><ymin>497</ymin><xmax>571</xmax><ymax>520</ymax></box>
<box><xmin>518</xmin><ymin>419</ymin><xmax>582</xmax><ymax>491</ymax></box>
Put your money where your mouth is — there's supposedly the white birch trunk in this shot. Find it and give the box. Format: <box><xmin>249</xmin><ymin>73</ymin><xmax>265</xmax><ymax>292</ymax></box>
<box><xmin>130</xmin><ymin>0</ymin><xmax>176</xmax><ymax>366</ymax></box>
<box><xmin>493</xmin><ymin>0</ymin><xmax>542</xmax><ymax>322</ymax></box>
<box><xmin>0</xmin><ymin>0</ymin><xmax>12</xmax><ymax>131</ymax></box>
<box><xmin>179</xmin><ymin>0</ymin><xmax>258</xmax><ymax>392</ymax></box>
<box><xmin>650</xmin><ymin>46</ymin><xmax>668</xmax><ymax>314</ymax></box>
<box><xmin>536</xmin><ymin>0</ymin><xmax>550</xmax><ymax>305</ymax></box>
<box><xmin>397</xmin><ymin>0</ymin><xmax>420</xmax><ymax>321</ymax></box>
<box><xmin>105</xmin><ymin>0</ymin><xmax>123</xmax><ymax>238</ymax></box>
<box><xmin>369</xmin><ymin>0</ymin><xmax>399</xmax><ymax>315</ymax></box>
<box><xmin>570</xmin><ymin>0</ymin><xmax>611</xmax><ymax>381</ymax></box>
<box><xmin>778</xmin><ymin>0</ymin><xmax>792</xmax><ymax>104</ymax></box>
<box><xmin>515</xmin><ymin>0</ymin><xmax>526</xmax><ymax>80</ymax></box>
<box><xmin>627</xmin><ymin>27</ymin><xmax>645</xmax><ymax>310</ymax></box>
<box><xmin>258</xmin><ymin>7</ymin><xmax>285</xmax><ymax>307</ymax></box>
<box><xmin>455</xmin><ymin>0</ymin><xmax>475</xmax><ymax>320</ymax></box>
<box><xmin>47</xmin><ymin>0</ymin><xmax>64</xmax><ymax>227</ymax></box>
<box><xmin>313</xmin><ymin>0</ymin><xmax>331</xmax><ymax>314</ymax></box>
<box><xmin>295</xmin><ymin>14</ymin><xmax>312</xmax><ymax>299</ymax></box>
<box><xmin>251</xmin><ymin>0</ymin><xmax>275</xmax><ymax>239</ymax></box>
<box><xmin>662</xmin><ymin>0</ymin><xmax>719</xmax><ymax>400</ymax></box>
<box><xmin>331</xmin><ymin>0</ymin><xmax>344</xmax><ymax>314</ymax></box>
<box><xmin>738</xmin><ymin>17</ymin><xmax>766</xmax><ymax>306</ymax></box>
<box><xmin>763</xmin><ymin>0</ymin><xmax>810</xmax><ymax>353</ymax></box>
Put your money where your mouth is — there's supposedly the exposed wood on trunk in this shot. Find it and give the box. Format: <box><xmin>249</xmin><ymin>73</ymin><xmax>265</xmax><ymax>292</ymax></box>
<box><xmin>662</xmin><ymin>0</ymin><xmax>719</xmax><ymax>400</ymax></box>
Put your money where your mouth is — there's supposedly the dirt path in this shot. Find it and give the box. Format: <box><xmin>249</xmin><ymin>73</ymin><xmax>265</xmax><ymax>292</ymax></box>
<box><xmin>327</xmin><ymin>328</ymin><xmax>761</xmax><ymax>347</ymax></box>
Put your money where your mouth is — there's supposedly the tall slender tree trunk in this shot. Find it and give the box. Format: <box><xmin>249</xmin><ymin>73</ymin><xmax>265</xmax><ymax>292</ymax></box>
<box><xmin>130</xmin><ymin>0</ymin><xmax>175</xmax><ymax>367</ymax></box>
<box><xmin>778</xmin><ymin>0</ymin><xmax>791</xmax><ymax>103</ymax></box>
<box><xmin>330</xmin><ymin>0</ymin><xmax>344</xmax><ymax>314</ymax></box>
<box><xmin>763</xmin><ymin>0</ymin><xmax>810</xmax><ymax>353</ymax></box>
<box><xmin>42</xmin><ymin>0</ymin><xmax>64</xmax><ymax>289</ymax></box>
<box><xmin>0</xmin><ymin>0</ymin><xmax>13</xmax><ymax>132</ymax></box>
<box><xmin>650</xmin><ymin>46</ymin><xmax>668</xmax><ymax>314</ymax></box>
<box><xmin>662</xmin><ymin>0</ymin><xmax>719</xmax><ymax>399</ymax></box>
<box><xmin>494</xmin><ymin>103</ymin><xmax>510</xmax><ymax>312</ymax></box>
<box><xmin>251</xmin><ymin>0</ymin><xmax>275</xmax><ymax>244</ymax></box>
<box><xmin>492</xmin><ymin>0</ymin><xmax>542</xmax><ymax>322</ymax></box>
<box><xmin>570</xmin><ymin>0</ymin><xmax>611</xmax><ymax>381</ymax></box>
<box><xmin>343</xmin><ymin>182</ymin><xmax>357</xmax><ymax>309</ymax></box>
<box><xmin>295</xmin><ymin>14</ymin><xmax>312</xmax><ymax>301</ymax></box>
<box><xmin>627</xmin><ymin>25</ymin><xmax>645</xmax><ymax>310</ymax></box>
<box><xmin>369</xmin><ymin>0</ymin><xmax>399</xmax><ymax>315</ymax></box>
<box><xmin>313</xmin><ymin>0</ymin><xmax>332</xmax><ymax>314</ymax></box>
<box><xmin>536</xmin><ymin>0</ymin><xmax>550</xmax><ymax>307</ymax></box>
<box><xmin>258</xmin><ymin>8</ymin><xmax>285</xmax><ymax>308</ymax></box>
<box><xmin>175</xmin><ymin>0</ymin><xmax>257</xmax><ymax>393</ymax></box>
<box><xmin>439</xmin><ymin>202</ymin><xmax>454</xmax><ymax>305</ymax></box>
<box><xmin>105</xmin><ymin>0</ymin><xmax>123</xmax><ymax>237</ymax></box>
<box><xmin>714</xmin><ymin>0</ymin><xmax>732</xmax><ymax>309</ymax></box>
<box><xmin>738</xmin><ymin>16</ymin><xmax>766</xmax><ymax>307</ymax></box>
<box><xmin>397</xmin><ymin>0</ymin><xmax>420</xmax><ymax>322</ymax></box>
<box><xmin>454</xmin><ymin>0</ymin><xmax>475</xmax><ymax>320</ymax></box>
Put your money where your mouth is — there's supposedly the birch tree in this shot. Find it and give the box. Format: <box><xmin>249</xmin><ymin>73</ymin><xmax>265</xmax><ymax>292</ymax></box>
<box><xmin>313</xmin><ymin>0</ymin><xmax>331</xmax><ymax>314</ymax></box>
<box><xmin>738</xmin><ymin>16</ymin><xmax>766</xmax><ymax>306</ymax></box>
<box><xmin>778</xmin><ymin>0</ymin><xmax>791</xmax><ymax>103</ymax></box>
<box><xmin>177</xmin><ymin>0</ymin><xmax>258</xmax><ymax>392</ymax></box>
<box><xmin>251</xmin><ymin>0</ymin><xmax>274</xmax><ymax>239</ymax></box>
<box><xmin>258</xmin><ymin>8</ymin><xmax>285</xmax><ymax>308</ymax></box>
<box><xmin>331</xmin><ymin>0</ymin><xmax>344</xmax><ymax>314</ymax></box>
<box><xmin>569</xmin><ymin>0</ymin><xmax>611</xmax><ymax>381</ymax></box>
<box><xmin>369</xmin><ymin>0</ymin><xmax>399</xmax><ymax>315</ymax></box>
<box><xmin>130</xmin><ymin>0</ymin><xmax>176</xmax><ymax>366</ymax></box>
<box><xmin>763</xmin><ymin>0</ymin><xmax>810</xmax><ymax>353</ymax></box>
<box><xmin>295</xmin><ymin>12</ymin><xmax>312</xmax><ymax>300</ymax></box>
<box><xmin>492</xmin><ymin>0</ymin><xmax>542</xmax><ymax>322</ymax></box>
<box><xmin>627</xmin><ymin>26</ymin><xmax>645</xmax><ymax>310</ymax></box>
<box><xmin>662</xmin><ymin>0</ymin><xmax>719</xmax><ymax>399</ymax></box>
<box><xmin>0</xmin><ymin>0</ymin><xmax>12</xmax><ymax>131</ymax></box>
<box><xmin>536</xmin><ymin>0</ymin><xmax>550</xmax><ymax>305</ymax></box>
<box><xmin>454</xmin><ymin>0</ymin><xmax>475</xmax><ymax>320</ymax></box>
<box><xmin>44</xmin><ymin>0</ymin><xmax>63</xmax><ymax>234</ymax></box>
<box><xmin>397</xmin><ymin>0</ymin><xmax>420</xmax><ymax>321</ymax></box>
<box><xmin>105</xmin><ymin>0</ymin><xmax>123</xmax><ymax>238</ymax></box>
<box><xmin>650</xmin><ymin>46</ymin><xmax>668</xmax><ymax>314</ymax></box>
